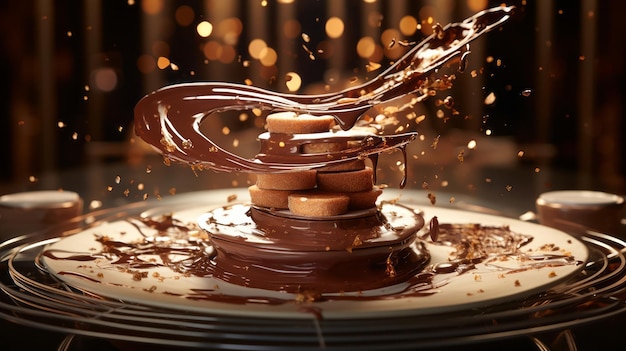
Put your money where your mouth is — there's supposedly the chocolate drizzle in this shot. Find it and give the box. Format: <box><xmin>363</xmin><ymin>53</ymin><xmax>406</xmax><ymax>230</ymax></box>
<box><xmin>133</xmin><ymin>6</ymin><xmax>515</xmax><ymax>173</ymax></box>
<box><xmin>420</xmin><ymin>223</ymin><xmax>582</xmax><ymax>275</ymax></box>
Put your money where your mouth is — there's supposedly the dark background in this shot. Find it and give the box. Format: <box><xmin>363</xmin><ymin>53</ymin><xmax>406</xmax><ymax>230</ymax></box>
<box><xmin>1</xmin><ymin>0</ymin><xmax>624</xmax><ymax>199</ymax></box>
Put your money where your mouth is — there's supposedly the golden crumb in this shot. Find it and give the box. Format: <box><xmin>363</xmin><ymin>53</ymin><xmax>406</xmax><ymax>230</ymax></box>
<box><xmin>484</xmin><ymin>92</ymin><xmax>496</xmax><ymax>105</ymax></box>
<box><xmin>431</xmin><ymin>135</ymin><xmax>440</xmax><ymax>149</ymax></box>
<box><xmin>366</xmin><ymin>61</ymin><xmax>381</xmax><ymax>72</ymax></box>
<box><xmin>427</xmin><ymin>192</ymin><xmax>437</xmax><ymax>205</ymax></box>
<box><xmin>548</xmin><ymin>271</ymin><xmax>557</xmax><ymax>278</ymax></box>
<box><xmin>514</xmin><ymin>279</ymin><xmax>521</xmax><ymax>287</ymax></box>
<box><xmin>132</xmin><ymin>270</ymin><xmax>148</xmax><ymax>281</ymax></box>
<box><xmin>352</xmin><ymin>235</ymin><xmax>363</xmax><ymax>248</ymax></box>
<box><xmin>294</xmin><ymin>290</ymin><xmax>322</xmax><ymax>304</ymax></box>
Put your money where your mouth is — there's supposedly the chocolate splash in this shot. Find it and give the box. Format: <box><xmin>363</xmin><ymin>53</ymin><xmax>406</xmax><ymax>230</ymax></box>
<box><xmin>134</xmin><ymin>6</ymin><xmax>515</xmax><ymax>173</ymax></box>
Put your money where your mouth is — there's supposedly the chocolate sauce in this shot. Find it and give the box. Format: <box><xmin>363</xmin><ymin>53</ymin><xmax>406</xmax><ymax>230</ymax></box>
<box><xmin>42</xmin><ymin>203</ymin><xmax>428</xmax><ymax>294</ymax></box>
<box><xmin>134</xmin><ymin>6</ymin><xmax>515</xmax><ymax>173</ymax></box>
<box><xmin>200</xmin><ymin>203</ymin><xmax>428</xmax><ymax>293</ymax></box>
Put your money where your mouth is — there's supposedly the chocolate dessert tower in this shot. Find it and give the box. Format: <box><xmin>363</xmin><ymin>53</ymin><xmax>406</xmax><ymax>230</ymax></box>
<box><xmin>202</xmin><ymin>111</ymin><xmax>428</xmax><ymax>294</ymax></box>
<box><xmin>249</xmin><ymin>111</ymin><xmax>381</xmax><ymax>216</ymax></box>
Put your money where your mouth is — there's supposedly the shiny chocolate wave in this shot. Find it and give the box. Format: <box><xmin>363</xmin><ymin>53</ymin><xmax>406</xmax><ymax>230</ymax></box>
<box><xmin>134</xmin><ymin>6</ymin><xmax>514</xmax><ymax>173</ymax></box>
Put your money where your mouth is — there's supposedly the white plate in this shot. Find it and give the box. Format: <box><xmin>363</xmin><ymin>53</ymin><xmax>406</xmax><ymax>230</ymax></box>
<box><xmin>42</xmin><ymin>189</ymin><xmax>588</xmax><ymax>320</ymax></box>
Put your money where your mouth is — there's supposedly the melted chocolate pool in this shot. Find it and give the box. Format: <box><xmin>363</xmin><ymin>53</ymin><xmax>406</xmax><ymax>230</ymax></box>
<box><xmin>199</xmin><ymin>203</ymin><xmax>428</xmax><ymax>293</ymax></box>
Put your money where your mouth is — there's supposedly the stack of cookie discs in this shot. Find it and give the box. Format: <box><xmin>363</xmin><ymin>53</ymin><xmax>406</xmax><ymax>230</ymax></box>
<box><xmin>248</xmin><ymin>170</ymin><xmax>317</xmax><ymax>209</ymax></box>
<box><xmin>248</xmin><ymin>111</ymin><xmax>383</xmax><ymax>217</ymax></box>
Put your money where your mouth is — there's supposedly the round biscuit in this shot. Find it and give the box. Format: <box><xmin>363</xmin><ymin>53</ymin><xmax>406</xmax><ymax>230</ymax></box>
<box><xmin>348</xmin><ymin>186</ymin><xmax>383</xmax><ymax>210</ymax></box>
<box><xmin>254</xmin><ymin>170</ymin><xmax>317</xmax><ymax>190</ymax></box>
<box><xmin>266</xmin><ymin>112</ymin><xmax>336</xmax><ymax>134</ymax></box>
<box><xmin>317</xmin><ymin>159</ymin><xmax>366</xmax><ymax>172</ymax></box>
<box><xmin>248</xmin><ymin>185</ymin><xmax>291</xmax><ymax>209</ymax></box>
<box><xmin>301</xmin><ymin>141</ymin><xmax>347</xmax><ymax>154</ymax></box>
<box><xmin>316</xmin><ymin>167</ymin><xmax>374</xmax><ymax>193</ymax></box>
<box><xmin>288</xmin><ymin>192</ymin><xmax>350</xmax><ymax>217</ymax></box>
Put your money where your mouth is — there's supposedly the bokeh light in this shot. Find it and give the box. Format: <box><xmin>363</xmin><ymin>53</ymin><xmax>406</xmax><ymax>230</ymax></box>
<box><xmin>399</xmin><ymin>15</ymin><xmax>418</xmax><ymax>36</ymax></box>
<box><xmin>174</xmin><ymin>5</ymin><xmax>194</xmax><ymax>27</ymax></box>
<box><xmin>259</xmin><ymin>47</ymin><xmax>278</xmax><ymax>66</ymax></box>
<box><xmin>141</xmin><ymin>0</ymin><xmax>163</xmax><ymax>15</ymax></box>
<box><xmin>283</xmin><ymin>19</ymin><xmax>301</xmax><ymax>39</ymax></box>
<box><xmin>381</xmin><ymin>28</ymin><xmax>406</xmax><ymax>59</ymax></box>
<box><xmin>325</xmin><ymin>17</ymin><xmax>345</xmax><ymax>39</ymax></box>
<box><xmin>92</xmin><ymin>68</ymin><xmax>118</xmax><ymax>92</ymax></box>
<box><xmin>216</xmin><ymin>17</ymin><xmax>243</xmax><ymax>45</ymax></box>
<box><xmin>367</xmin><ymin>11</ymin><xmax>383</xmax><ymax>28</ymax></box>
<box><xmin>196</xmin><ymin>21</ymin><xmax>213</xmax><ymax>37</ymax></box>
<box><xmin>248</xmin><ymin>38</ymin><xmax>267</xmax><ymax>59</ymax></box>
<box><xmin>203</xmin><ymin>41</ymin><xmax>222</xmax><ymax>61</ymax></box>
<box><xmin>219</xmin><ymin>45</ymin><xmax>237</xmax><ymax>64</ymax></box>
<box><xmin>136</xmin><ymin>54</ymin><xmax>156</xmax><ymax>74</ymax></box>
<box><xmin>466</xmin><ymin>0</ymin><xmax>489</xmax><ymax>12</ymax></box>
<box><xmin>356</xmin><ymin>36</ymin><xmax>376</xmax><ymax>59</ymax></box>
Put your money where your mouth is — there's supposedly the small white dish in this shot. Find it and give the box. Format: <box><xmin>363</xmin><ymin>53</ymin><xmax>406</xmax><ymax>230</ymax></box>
<box><xmin>536</xmin><ymin>190</ymin><xmax>624</xmax><ymax>234</ymax></box>
<box><xmin>0</xmin><ymin>190</ymin><xmax>83</xmax><ymax>238</ymax></box>
<box><xmin>0</xmin><ymin>190</ymin><xmax>81</xmax><ymax>209</ymax></box>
